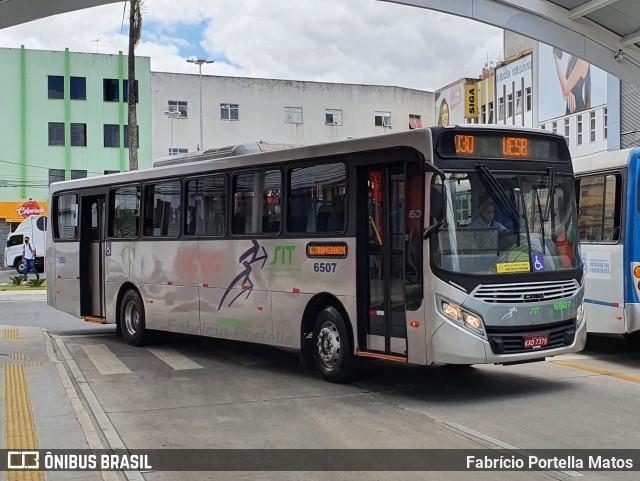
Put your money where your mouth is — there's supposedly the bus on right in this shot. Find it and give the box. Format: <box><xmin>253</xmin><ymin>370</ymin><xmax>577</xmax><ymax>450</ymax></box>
<box><xmin>574</xmin><ymin>147</ymin><xmax>640</xmax><ymax>340</ymax></box>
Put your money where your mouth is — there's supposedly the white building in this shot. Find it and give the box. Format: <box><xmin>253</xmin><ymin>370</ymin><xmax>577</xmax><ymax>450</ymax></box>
<box><xmin>539</xmin><ymin>106</ymin><xmax>608</xmax><ymax>158</ymax></box>
<box><xmin>151</xmin><ymin>73</ymin><xmax>434</xmax><ymax>159</ymax></box>
<box><xmin>495</xmin><ymin>51</ymin><xmax>535</xmax><ymax>128</ymax></box>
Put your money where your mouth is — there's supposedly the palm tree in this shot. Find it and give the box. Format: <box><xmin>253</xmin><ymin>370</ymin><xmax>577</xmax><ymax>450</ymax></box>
<box><xmin>127</xmin><ymin>0</ymin><xmax>142</xmax><ymax>170</ymax></box>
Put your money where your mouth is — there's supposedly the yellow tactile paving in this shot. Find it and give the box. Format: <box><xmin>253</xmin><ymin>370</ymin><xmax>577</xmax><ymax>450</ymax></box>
<box><xmin>552</xmin><ymin>359</ymin><xmax>640</xmax><ymax>384</ymax></box>
<box><xmin>1</xmin><ymin>329</ymin><xmax>32</xmax><ymax>341</ymax></box>
<box><xmin>3</xmin><ymin>364</ymin><xmax>44</xmax><ymax>481</ymax></box>
<box><xmin>9</xmin><ymin>353</ymin><xmax>27</xmax><ymax>360</ymax></box>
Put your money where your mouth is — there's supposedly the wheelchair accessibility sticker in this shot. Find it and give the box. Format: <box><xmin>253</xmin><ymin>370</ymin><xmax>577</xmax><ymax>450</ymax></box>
<box><xmin>532</xmin><ymin>253</ymin><xmax>545</xmax><ymax>272</ymax></box>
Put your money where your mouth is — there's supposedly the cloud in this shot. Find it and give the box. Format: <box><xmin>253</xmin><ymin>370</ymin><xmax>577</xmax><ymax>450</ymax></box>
<box><xmin>0</xmin><ymin>0</ymin><xmax>503</xmax><ymax>90</ymax></box>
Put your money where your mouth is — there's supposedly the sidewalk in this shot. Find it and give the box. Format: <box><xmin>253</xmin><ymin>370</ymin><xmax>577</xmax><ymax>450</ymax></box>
<box><xmin>0</xmin><ymin>325</ymin><xmax>118</xmax><ymax>480</ymax></box>
<box><xmin>0</xmin><ymin>290</ymin><xmax>47</xmax><ymax>301</ymax></box>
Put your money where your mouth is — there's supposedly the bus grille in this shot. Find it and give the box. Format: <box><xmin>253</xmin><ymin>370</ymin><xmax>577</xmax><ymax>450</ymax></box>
<box><xmin>472</xmin><ymin>280</ymin><xmax>580</xmax><ymax>303</ymax></box>
<box><xmin>486</xmin><ymin>320</ymin><xmax>576</xmax><ymax>355</ymax></box>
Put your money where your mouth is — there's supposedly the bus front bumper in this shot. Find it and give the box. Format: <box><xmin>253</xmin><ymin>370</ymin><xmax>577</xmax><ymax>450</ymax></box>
<box><xmin>431</xmin><ymin>317</ymin><xmax>587</xmax><ymax>365</ymax></box>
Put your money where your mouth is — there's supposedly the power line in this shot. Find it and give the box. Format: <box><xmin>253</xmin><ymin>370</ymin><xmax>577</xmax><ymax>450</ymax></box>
<box><xmin>0</xmin><ymin>158</ymin><xmax>108</xmax><ymax>176</ymax></box>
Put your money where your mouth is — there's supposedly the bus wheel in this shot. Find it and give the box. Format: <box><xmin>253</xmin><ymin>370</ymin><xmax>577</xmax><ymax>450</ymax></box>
<box><xmin>120</xmin><ymin>289</ymin><xmax>148</xmax><ymax>346</ymax></box>
<box><xmin>313</xmin><ymin>306</ymin><xmax>353</xmax><ymax>383</ymax></box>
<box><xmin>623</xmin><ymin>332</ymin><xmax>640</xmax><ymax>346</ymax></box>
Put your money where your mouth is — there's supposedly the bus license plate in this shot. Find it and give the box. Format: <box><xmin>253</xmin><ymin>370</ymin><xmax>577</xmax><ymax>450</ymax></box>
<box><xmin>523</xmin><ymin>334</ymin><xmax>549</xmax><ymax>349</ymax></box>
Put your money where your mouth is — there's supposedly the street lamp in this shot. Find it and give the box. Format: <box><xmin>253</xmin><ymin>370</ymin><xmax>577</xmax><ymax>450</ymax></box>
<box><xmin>186</xmin><ymin>57</ymin><xmax>214</xmax><ymax>151</ymax></box>
<box><xmin>163</xmin><ymin>110</ymin><xmax>183</xmax><ymax>155</ymax></box>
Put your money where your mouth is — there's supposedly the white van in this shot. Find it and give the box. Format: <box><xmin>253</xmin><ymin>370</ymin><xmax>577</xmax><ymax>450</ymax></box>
<box><xmin>4</xmin><ymin>215</ymin><xmax>47</xmax><ymax>273</ymax></box>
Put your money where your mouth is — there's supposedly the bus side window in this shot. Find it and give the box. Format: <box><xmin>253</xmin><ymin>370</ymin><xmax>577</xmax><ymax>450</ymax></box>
<box><xmin>577</xmin><ymin>174</ymin><xmax>620</xmax><ymax>242</ymax></box>
<box><xmin>288</xmin><ymin>163</ymin><xmax>346</xmax><ymax>234</ymax></box>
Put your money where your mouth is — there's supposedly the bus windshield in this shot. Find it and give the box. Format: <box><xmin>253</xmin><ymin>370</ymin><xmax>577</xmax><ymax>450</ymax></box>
<box><xmin>431</xmin><ymin>169</ymin><xmax>580</xmax><ymax>275</ymax></box>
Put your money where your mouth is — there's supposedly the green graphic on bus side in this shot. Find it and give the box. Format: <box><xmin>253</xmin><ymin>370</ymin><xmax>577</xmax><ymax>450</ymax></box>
<box><xmin>270</xmin><ymin>245</ymin><xmax>295</xmax><ymax>265</ymax></box>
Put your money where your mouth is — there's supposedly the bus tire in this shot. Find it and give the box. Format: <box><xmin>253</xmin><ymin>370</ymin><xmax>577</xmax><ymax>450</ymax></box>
<box><xmin>120</xmin><ymin>289</ymin><xmax>148</xmax><ymax>346</ymax></box>
<box><xmin>623</xmin><ymin>332</ymin><xmax>640</xmax><ymax>346</ymax></box>
<box><xmin>313</xmin><ymin>306</ymin><xmax>353</xmax><ymax>383</ymax></box>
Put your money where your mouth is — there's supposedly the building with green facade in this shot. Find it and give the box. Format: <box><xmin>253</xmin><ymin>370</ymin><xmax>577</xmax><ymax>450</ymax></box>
<box><xmin>0</xmin><ymin>46</ymin><xmax>151</xmax><ymax>238</ymax></box>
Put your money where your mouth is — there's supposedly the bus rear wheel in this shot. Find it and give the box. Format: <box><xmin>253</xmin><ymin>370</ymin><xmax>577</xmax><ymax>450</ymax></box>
<box><xmin>313</xmin><ymin>306</ymin><xmax>353</xmax><ymax>383</ymax></box>
<box><xmin>120</xmin><ymin>289</ymin><xmax>148</xmax><ymax>346</ymax></box>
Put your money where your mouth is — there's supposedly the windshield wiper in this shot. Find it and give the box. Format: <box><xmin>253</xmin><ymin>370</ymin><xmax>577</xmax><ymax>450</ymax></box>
<box><xmin>544</xmin><ymin>166</ymin><xmax>555</xmax><ymax>222</ymax></box>
<box><xmin>476</xmin><ymin>164</ymin><xmax>519</xmax><ymax>219</ymax></box>
<box><xmin>534</xmin><ymin>188</ymin><xmax>547</xmax><ymax>254</ymax></box>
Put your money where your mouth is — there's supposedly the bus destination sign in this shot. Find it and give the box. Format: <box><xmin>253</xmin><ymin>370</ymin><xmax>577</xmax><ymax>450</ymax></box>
<box><xmin>306</xmin><ymin>242</ymin><xmax>348</xmax><ymax>259</ymax></box>
<box><xmin>436</xmin><ymin>130</ymin><xmax>568</xmax><ymax>162</ymax></box>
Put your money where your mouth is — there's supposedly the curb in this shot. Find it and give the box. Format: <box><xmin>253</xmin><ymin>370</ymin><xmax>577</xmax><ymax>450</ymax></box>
<box><xmin>0</xmin><ymin>290</ymin><xmax>47</xmax><ymax>301</ymax></box>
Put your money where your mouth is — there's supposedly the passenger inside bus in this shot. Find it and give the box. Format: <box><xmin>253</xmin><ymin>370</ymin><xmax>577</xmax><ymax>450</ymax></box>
<box><xmin>326</xmin><ymin>195</ymin><xmax>345</xmax><ymax>232</ymax></box>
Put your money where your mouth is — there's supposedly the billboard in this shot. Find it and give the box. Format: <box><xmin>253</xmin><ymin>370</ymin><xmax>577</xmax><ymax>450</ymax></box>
<box><xmin>435</xmin><ymin>80</ymin><xmax>465</xmax><ymax>126</ymax></box>
<box><xmin>538</xmin><ymin>43</ymin><xmax>607</xmax><ymax>122</ymax></box>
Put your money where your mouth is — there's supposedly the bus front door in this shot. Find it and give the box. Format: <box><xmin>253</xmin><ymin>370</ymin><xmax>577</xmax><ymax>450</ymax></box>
<box><xmin>80</xmin><ymin>196</ymin><xmax>106</xmax><ymax>321</ymax></box>
<box><xmin>359</xmin><ymin>165</ymin><xmax>408</xmax><ymax>357</ymax></box>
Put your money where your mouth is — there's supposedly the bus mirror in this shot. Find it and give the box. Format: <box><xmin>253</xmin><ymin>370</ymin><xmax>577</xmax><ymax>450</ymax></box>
<box><xmin>430</xmin><ymin>184</ymin><xmax>446</xmax><ymax>221</ymax></box>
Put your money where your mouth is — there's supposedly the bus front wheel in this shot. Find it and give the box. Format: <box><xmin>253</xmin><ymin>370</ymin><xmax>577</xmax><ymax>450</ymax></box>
<box><xmin>313</xmin><ymin>306</ymin><xmax>353</xmax><ymax>383</ymax></box>
<box><xmin>120</xmin><ymin>289</ymin><xmax>148</xmax><ymax>346</ymax></box>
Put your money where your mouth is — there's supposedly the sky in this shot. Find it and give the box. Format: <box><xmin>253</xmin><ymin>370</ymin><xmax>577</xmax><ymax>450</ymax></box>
<box><xmin>0</xmin><ymin>0</ymin><xmax>504</xmax><ymax>92</ymax></box>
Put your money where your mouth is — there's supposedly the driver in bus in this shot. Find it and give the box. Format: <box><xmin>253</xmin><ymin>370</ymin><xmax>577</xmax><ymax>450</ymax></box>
<box><xmin>469</xmin><ymin>200</ymin><xmax>509</xmax><ymax>233</ymax></box>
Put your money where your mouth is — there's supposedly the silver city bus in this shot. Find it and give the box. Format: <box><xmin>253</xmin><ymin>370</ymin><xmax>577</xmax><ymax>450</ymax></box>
<box><xmin>47</xmin><ymin>126</ymin><xmax>586</xmax><ymax>382</ymax></box>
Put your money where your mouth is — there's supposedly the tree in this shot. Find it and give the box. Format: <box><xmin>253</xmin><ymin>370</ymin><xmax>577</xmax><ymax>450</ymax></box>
<box><xmin>127</xmin><ymin>0</ymin><xmax>143</xmax><ymax>170</ymax></box>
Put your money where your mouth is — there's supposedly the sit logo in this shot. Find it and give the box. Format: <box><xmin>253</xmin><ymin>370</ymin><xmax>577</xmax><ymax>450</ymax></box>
<box><xmin>270</xmin><ymin>245</ymin><xmax>295</xmax><ymax>265</ymax></box>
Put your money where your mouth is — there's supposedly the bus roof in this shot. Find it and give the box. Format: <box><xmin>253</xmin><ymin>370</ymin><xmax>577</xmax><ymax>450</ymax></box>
<box><xmin>49</xmin><ymin>128</ymin><xmax>436</xmax><ymax>194</ymax></box>
<box><xmin>572</xmin><ymin>148</ymin><xmax>639</xmax><ymax>174</ymax></box>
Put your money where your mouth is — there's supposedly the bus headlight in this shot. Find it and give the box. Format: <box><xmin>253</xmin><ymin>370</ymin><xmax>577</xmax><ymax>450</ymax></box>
<box><xmin>576</xmin><ymin>302</ymin><xmax>585</xmax><ymax>328</ymax></box>
<box><xmin>438</xmin><ymin>299</ymin><xmax>486</xmax><ymax>337</ymax></box>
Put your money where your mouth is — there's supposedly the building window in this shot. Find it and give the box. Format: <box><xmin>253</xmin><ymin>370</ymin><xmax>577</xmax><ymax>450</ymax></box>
<box><xmin>409</xmin><ymin>114</ymin><xmax>422</xmax><ymax>129</ymax></box>
<box><xmin>48</xmin><ymin>76</ymin><xmax>64</xmax><ymax>99</ymax></box>
<box><xmin>488</xmin><ymin>101</ymin><xmax>494</xmax><ymax>123</ymax></box>
<box><xmin>109</xmin><ymin>185</ymin><xmax>140</xmax><ymax>238</ymax></box>
<box><xmin>104</xmin><ymin>124</ymin><xmax>119</xmax><ymax>147</ymax></box>
<box><xmin>604</xmin><ymin>107</ymin><xmax>608</xmax><ymax>140</ymax></box>
<box><xmin>288</xmin><ymin>163</ymin><xmax>346</xmax><ymax>234</ymax></box>
<box><xmin>525</xmin><ymin>87</ymin><xmax>532</xmax><ymax>112</ymax></box>
<box><xmin>185</xmin><ymin>175</ymin><xmax>227</xmax><ymax>237</ymax></box>
<box><xmin>49</xmin><ymin>169</ymin><xmax>65</xmax><ymax>184</ymax></box>
<box><xmin>71</xmin><ymin>170</ymin><xmax>87</xmax><ymax>179</ymax></box>
<box><xmin>577</xmin><ymin>114</ymin><xmax>583</xmax><ymax>145</ymax></box>
<box><xmin>540</xmin><ymin>124</ymin><xmax>545</xmax><ymax>130</ymax></box>
<box><xmin>169</xmin><ymin>148</ymin><xmax>188</xmax><ymax>156</ymax></box>
<box><xmin>220</xmin><ymin>103</ymin><xmax>239</xmax><ymax>120</ymax></box>
<box><xmin>71</xmin><ymin>123</ymin><xmax>87</xmax><ymax>147</ymax></box>
<box><xmin>325</xmin><ymin>109</ymin><xmax>343</xmax><ymax>125</ymax></box>
<box><xmin>123</xmin><ymin>124</ymin><xmax>138</xmax><ymax>148</ymax></box>
<box><xmin>103</xmin><ymin>79</ymin><xmax>119</xmax><ymax>102</ymax></box>
<box><xmin>123</xmin><ymin>80</ymin><xmax>139</xmax><ymax>103</ymax></box>
<box><xmin>232</xmin><ymin>170</ymin><xmax>281</xmax><ymax>235</ymax></box>
<box><xmin>375</xmin><ymin>111</ymin><xmax>392</xmax><ymax>127</ymax></box>
<box><xmin>285</xmin><ymin>107</ymin><xmax>303</xmax><ymax>124</ymax></box>
<box><xmin>515</xmin><ymin>90</ymin><xmax>523</xmax><ymax>114</ymax></box>
<box><xmin>70</xmin><ymin>77</ymin><xmax>86</xmax><ymax>100</ymax></box>
<box><xmin>48</xmin><ymin>122</ymin><xmax>65</xmax><ymax>146</ymax></box>
<box><xmin>143</xmin><ymin>180</ymin><xmax>182</xmax><ymax>237</ymax></box>
<box><xmin>578</xmin><ymin>174</ymin><xmax>620</xmax><ymax>242</ymax></box>
<box><xmin>507</xmin><ymin>94</ymin><xmax>513</xmax><ymax>118</ymax></box>
<box><xmin>590</xmin><ymin>111</ymin><xmax>596</xmax><ymax>142</ymax></box>
<box><xmin>498</xmin><ymin>97</ymin><xmax>504</xmax><ymax>121</ymax></box>
<box><xmin>168</xmin><ymin>100</ymin><xmax>187</xmax><ymax>118</ymax></box>
<box><xmin>552</xmin><ymin>121</ymin><xmax>557</xmax><ymax>134</ymax></box>
<box><xmin>564</xmin><ymin>119</ymin><xmax>569</xmax><ymax>140</ymax></box>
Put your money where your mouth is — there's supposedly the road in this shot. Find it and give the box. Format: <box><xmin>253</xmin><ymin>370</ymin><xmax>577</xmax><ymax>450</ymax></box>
<box><xmin>2</xmin><ymin>301</ymin><xmax>640</xmax><ymax>480</ymax></box>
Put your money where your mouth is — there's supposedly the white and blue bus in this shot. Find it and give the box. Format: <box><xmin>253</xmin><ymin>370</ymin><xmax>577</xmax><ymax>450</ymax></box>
<box><xmin>47</xmin><ymin>126</ymin><xmax>586</xmax><ymax>381</ymax></box>
<box><xmin>574</xmin><ymin>147</ymin><xmax>640</xmax><ymax>339</ymax></box>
